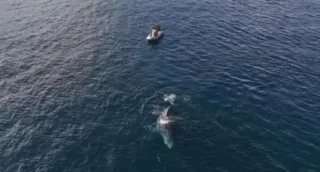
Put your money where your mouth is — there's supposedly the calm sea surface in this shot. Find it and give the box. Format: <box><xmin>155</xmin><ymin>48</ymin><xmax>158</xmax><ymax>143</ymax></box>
<box><xmin>1</xmin><ymin>0</ymin><xmax>320</xmax><ymax>171</ymax></box>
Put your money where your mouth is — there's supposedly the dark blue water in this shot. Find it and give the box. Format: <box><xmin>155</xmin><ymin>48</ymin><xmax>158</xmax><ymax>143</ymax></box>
<box><xmin>1</xmin><ymin>0</ymin><xmax>320</xmax><ymax>171</ymax></box>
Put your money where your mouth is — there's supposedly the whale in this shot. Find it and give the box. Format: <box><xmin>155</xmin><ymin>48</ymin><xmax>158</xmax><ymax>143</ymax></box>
<box><xmin>156</xmin><ymin>104</ymin><xmax>175</xmax><ymax>149</ymax></box>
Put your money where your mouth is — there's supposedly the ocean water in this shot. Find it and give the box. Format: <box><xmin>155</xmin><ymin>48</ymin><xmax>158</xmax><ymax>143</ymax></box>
<box><xmin>1</xmin><ymin>0</ymin><xmax>320</xmax><ymax>171</ymax></box>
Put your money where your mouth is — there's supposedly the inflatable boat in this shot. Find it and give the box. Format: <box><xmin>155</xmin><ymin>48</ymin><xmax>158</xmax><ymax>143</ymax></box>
<box><xmin>146</xmin><ymin>31</ymin><xmax>164</xmax><ymax>41</ymax></box>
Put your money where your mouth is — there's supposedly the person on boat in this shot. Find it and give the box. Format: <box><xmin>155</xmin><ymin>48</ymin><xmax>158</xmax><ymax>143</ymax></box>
<box><xmin>151</xmin><ymin>25</ymin><xmax>161</xmax><ymax>37</ymax></box>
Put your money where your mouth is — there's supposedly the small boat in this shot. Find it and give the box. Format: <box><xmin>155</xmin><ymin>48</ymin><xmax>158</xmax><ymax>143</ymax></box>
<box><xmin>146</xmin><ymin>25</ymin><xmax>164</xmax><ymax>42</ymax></box>
<box><xmin>146</xmin><ymin>31</ymin><xmax>164</xmax><ymax>41</ymax></box>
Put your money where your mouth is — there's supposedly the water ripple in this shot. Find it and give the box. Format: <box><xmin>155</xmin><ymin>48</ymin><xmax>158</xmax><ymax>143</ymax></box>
<box><xmin>1</xmin><ymin>0</ymin><xmax>320</xmax><ymax>171</ymax></box>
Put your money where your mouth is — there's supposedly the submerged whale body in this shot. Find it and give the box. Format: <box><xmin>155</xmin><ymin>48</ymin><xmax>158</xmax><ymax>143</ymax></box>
<box><xmin>156</xmin><ymin>104</ymin><xmax>175</xmax><ymax>149</ymax></box>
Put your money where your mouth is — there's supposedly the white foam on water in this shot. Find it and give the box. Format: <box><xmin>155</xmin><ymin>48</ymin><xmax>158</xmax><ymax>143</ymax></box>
<box><xmin>163</xmin><ymin>93</ymin><xmax>176</xmax><ymax>104</ymax></box>
<box><xmin>182</xmin><ymin>95</ymin><xmax>190</xmax><ymax>102</ymax></box>
<box><xmin>152</xmin><ymin>105</ymin><xmax>165</xmax><ymax>116</ymax></box>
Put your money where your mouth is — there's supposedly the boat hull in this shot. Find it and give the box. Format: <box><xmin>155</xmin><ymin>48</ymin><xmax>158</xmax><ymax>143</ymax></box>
<box><xmin>146</xmin><ymin>31</ymin><xmax>164</xmax><ymax>42</ymax></box>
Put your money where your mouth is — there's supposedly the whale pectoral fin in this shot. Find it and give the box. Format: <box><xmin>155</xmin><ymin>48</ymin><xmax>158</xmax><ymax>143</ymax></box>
<box><xmin>165</xmin><ymin>105</ymin><xmax>175</xmax><ymax>117</ymax></box>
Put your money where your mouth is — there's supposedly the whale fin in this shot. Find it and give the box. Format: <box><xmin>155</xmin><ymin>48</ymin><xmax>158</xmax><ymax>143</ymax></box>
<box><xmin>166</xmin><ymin>105</ymin><xmax>174</xmax><ymax>117</ymax></box>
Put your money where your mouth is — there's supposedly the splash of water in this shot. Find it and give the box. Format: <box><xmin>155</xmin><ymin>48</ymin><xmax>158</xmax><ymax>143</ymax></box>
<box><xmin>163</xmin><ymin>93</ymin><xmax>176</xmax><ymax>104</ymax></box>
